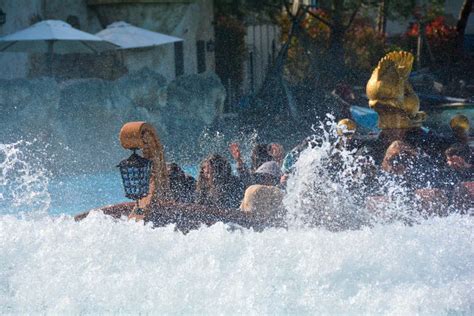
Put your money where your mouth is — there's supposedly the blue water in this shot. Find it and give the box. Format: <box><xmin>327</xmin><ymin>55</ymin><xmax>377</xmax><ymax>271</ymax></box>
<box><xmin>48</xmin><ymin>172</ymin><xmax>125</xmax><ymax>215</ymax></box>
<box><xmin>49</xmin><ymin>164</ymin><xmax>199</xmax><ymax>215</ymax></box>
<box><xmin>0</xmin><ymin>162</ymin><xmax>251</xmax><ymax>216</ymax></box>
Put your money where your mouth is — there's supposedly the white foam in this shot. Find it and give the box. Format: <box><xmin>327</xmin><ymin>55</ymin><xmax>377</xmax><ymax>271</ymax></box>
<box><xmin>1</xmin><ymin>213</ymin><xmax>473</xmax><ymax>314</ymax></box>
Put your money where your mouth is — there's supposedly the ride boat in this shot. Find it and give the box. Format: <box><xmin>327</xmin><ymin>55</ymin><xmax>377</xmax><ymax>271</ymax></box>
<box><xmin>75</xmin><ymin>51</ymin><xmax>473</xmax><ymax>230</ymax></box>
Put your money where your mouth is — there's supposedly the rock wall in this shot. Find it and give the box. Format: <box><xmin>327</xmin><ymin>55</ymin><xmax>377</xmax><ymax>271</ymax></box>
<box><xmin>0</xmin><ymin>69</ymin><xmax>225</xmax><ymax>175</ymax></box>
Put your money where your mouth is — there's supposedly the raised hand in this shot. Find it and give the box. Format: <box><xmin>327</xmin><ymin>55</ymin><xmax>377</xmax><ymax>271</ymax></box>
<box><xmin>229</xmin><ymin>142</ymin><xmax>242</xmax><ymax>161</ymax></box>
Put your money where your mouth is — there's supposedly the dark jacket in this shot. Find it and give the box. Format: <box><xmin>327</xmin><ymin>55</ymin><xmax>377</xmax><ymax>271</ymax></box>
<box><xmin>196</xmin><ymin>175</ymin><xmax>243</xmax><ymax>210</ymax></box>
<box><xmin>359</xmin><ymin>129</ymin><xmax>450</xmax><ymax>166</ymax></box>
<box><xmin>169</xmin><ymin>174</ymin><xmax>196</xmax><ymax>203</ymax></box>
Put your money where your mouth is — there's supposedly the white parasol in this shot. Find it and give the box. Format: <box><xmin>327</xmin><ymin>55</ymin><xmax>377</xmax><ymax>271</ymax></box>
<box><xmin>95</xmin><ymin>21</ymin><xmax>182</xmax><ymax>49</ymax></box>
<box><xmin>0</xmin><ymin>20</ymin><xmax>118</xmax><ymax>75</ymax></box>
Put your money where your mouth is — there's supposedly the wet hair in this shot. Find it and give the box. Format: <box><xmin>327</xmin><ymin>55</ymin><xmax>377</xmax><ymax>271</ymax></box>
<box><xmin>196</xmin><ymin>154</ymin><xmax>243</xmax><ymax>209</ymax></box>
<box><xmin>251</xmin><ymin>144</ymin><xmax>273</xmax><ymax>171</ymax></box>
<box><xmin>196</xmin><ymin>154</ymin><xmax>233</xmax><ymax>206</ymax></box>
<box><xmin>204</xmin><ymin>154</ymin><xmax>232</xmax><ymax>184</ymax></box>
<box><xmin>445</xmin><ymin>143</ymin><xmax>471</xmax><ymax>162</ymax></box>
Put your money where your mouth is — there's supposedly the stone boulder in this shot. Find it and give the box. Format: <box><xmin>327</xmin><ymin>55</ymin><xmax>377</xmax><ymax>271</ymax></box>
<box><xmin>113</xmin><ymin>67</ymin><xmax>167</xmax><ymax>112</ymax></box>
<box><xmin>0</xmin><ymin>69</ymin><xmax>225</xmax><ymax>174</ymax></box>
<box><xmin>56</xmin><ymin>78</ymin><xmax>123</xmax><ymax>171</ymax></box>
<box><xmin>111</xmin><ymin>68</ymin><xmax>169</xmax><ymax>141</ymax></box>
<box><xmin>162</xmin><ymin>71</ymin><xmax>225</xmax><ymax>155</ymax></box>
<box><xmin>0</xmin><ymin>77</ymin><xmax>60</xmax><ymax>143</ymax></box>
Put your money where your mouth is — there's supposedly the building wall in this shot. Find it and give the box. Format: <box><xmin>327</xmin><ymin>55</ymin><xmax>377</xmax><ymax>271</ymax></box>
<box><xmin>242</xmin><ymin>24</ymin><xmax>280</xmax><ymax>95</ymax></box>
<box><xmin>0</xmin><ymin>0</ymin><xmax>43</xmax><ymax>79</ymax></box>
<box><xmin>0</xmin><ymin>0</ymin><xmax>215</xmax><ymax>81</ymax></box>
<box><xmin>91</xmin><ymin>0</ymin><xmax>215</xmax><ymax>78</ymax></box>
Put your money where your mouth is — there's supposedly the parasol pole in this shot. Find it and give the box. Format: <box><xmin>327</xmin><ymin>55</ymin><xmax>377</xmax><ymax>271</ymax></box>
<box><xmin>47</xmin><ymin>40</ymin><xmax>55</xmax><ymax>77</ymax></box>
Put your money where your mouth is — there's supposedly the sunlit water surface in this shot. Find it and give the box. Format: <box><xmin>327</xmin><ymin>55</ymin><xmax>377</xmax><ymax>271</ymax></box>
<box><xmin>1</xmin><ymin>139</ymin><xmax>473</xmax><ymax>314</ymax></box>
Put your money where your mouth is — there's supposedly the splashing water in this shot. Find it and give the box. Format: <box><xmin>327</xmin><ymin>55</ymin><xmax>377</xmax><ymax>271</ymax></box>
<box><xmin>284</xmin><ymin>116</ymin><xmax>417</xmax><ymax>231</ymax></box>
<box><xmin>285</xmin><ymin>118</ymin><xmax>366</xmax><ymax>230</ymax></box>
<box><xmin>196</xmin><ymin>128</ymin><xmax>259</xmax><ymax>172</ymax></box>
<box><xmin>197</xmin><ymin>129</ymin><xmax>259</xmax><ymax>162</ymax></box>
<box><xmin>1</xmin><ymin>214</ymin><xmax>472</xmax><ymax>314</ymax></box>
<box><xmin>0</xmin><ymin>131</ymin><xmax>473</xmax><ymax>314</ymax></box>
<box><xmin>0</xmin><ymin>141</ymin><xmax>51</xmax><ymax>217</ymax></box>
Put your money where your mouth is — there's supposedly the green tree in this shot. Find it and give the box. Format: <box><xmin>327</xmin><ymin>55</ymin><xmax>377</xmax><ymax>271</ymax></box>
<box><xmin>214</xmin><ymin>0</ymin><xmax>447</xmax><ymax>118</ymax></box>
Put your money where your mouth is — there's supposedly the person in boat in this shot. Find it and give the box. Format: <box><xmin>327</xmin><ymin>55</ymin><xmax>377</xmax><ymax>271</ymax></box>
<box><xmin>379</xmin><ymin>140</ymin><xmax>470</xmax><ymax>213</ymax></box>
<box><xmin>268</xmin><ymin>142</ymin><xmax>285</xmax><ymax>166</ymax></box>
<box><xmin>359</xmin><ymin>122</ymin><xmax>449</xmax><ymax>166</ymax></box>
<box><xmin>444</xmin><ymin>143</ymin><xmax>473</xmax><ymax>182</ymax></box>
<box><xmin>380</xmin><ymin>140</ymin><xmax>445</xmax><ymax>191</ymax></box>
<box><xmin>253</xmin><ymin>161</ymin><xmax>282</xmax><ymax>187</ymax></box>
<box><xmin>381</xmin><ymin>141</ymin><xmax>418</xmax><ymax>178</ymax></box>
<box><xmin>229</xmin><ymin>142</ymin><xmax>275</xmax><ymax>189</ymax></box>
<box><xmin>196</xmin><ymin>154</ymin><xmax>243</xmax><ymax>210</ymax></box>
<box><xmin>448</xmin><ymin>114</ymin><xmax>470</xmax><ymax>146</ymax></box>
<box><xmin>167</xmin><ymin>162</ymin><xmax>196</xmax><ymax>203</ymax></box>
<box><xmin>239</xmin><ymin>184</ymin><xmax>286</xmax><ymax>230</ymax></box>
<box><xmin>363</xmin><ymin>140</ymin><xmax>451</xmax><ymax>219</ymax></box>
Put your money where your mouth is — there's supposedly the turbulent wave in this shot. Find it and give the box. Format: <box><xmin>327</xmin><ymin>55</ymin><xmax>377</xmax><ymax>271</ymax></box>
<box><xmin>0</xmin><ymin>125</ymin><xmax>473</xmax><ymax>314</ymax></box>
<box><xmin>1</xmin><ymin>213</ymin><xmax>472</xmax><ymax>314</ymax></box>
<box><xmin>284</xmin><ymin>117</ymin><xmax>418</xmax><ymax>231</ymax></box>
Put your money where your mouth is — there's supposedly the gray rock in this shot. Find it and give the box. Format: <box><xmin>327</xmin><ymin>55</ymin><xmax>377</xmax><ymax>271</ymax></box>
<box><xmin>0</xmin><ymin>77</ymin><xmax>59</xmax><ymax>142</ymax></box>
<box><xmin>163</xmin><ymin>72</ymin><xmax>225</xmax><ymax>154</ymax></box>
<box><xmin>113</xmin><ymin>67</ymin><xmax>167</xmax><ymax>112</ymax></box>
<box><xmin>56</xmin><ymin>78</ymin><xmax>121</xmax><ymax>170</ymax></box>
<box><xmin>0</xmin><ymin>69</ymin><xmax>225</xmax><ymax>174</ymax></box>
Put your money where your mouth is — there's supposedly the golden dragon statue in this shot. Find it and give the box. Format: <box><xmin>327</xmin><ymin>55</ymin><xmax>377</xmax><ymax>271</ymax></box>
<box><xmin>366</xmin><ymin>51</ymin><xmax>426</xmax><ymax>129</ymax></box>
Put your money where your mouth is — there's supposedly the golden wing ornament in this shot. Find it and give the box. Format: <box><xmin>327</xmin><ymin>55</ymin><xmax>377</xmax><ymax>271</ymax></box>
<box><xmin>366</xmin><ymin>51</ymin><xmax>425</xmax><ymax>129</ymax></box>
